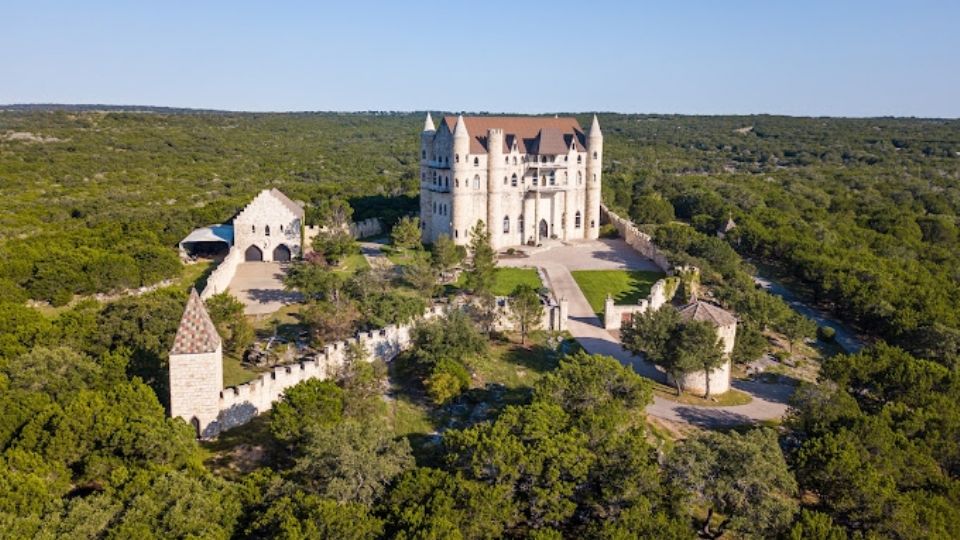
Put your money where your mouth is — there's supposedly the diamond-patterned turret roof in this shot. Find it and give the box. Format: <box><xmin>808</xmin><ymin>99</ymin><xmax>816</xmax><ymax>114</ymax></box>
<box><xmin>170</xmin><ymin>289</ymin><xmax>222</xmax><ymax>355</ymax></box>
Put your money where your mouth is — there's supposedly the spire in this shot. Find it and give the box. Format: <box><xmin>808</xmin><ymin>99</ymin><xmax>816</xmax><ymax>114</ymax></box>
<box><xmin>589</xmin><ymin>114</ymin><xmax>602</xmax><ymax>139</ymax></box>
<box><xmin>423</xmin><ymin>112</ymin><xmax>435</xmax><ymax>132</ymax></box>
<box><xmin>170</xmin><ymin>288</ymin><xmax>222</xmax><ymax>355</ymax></box>
<box><xmin>453</xmin><ymin>114</ymin><xmax>469</xmax><ymax>139</ymax></box>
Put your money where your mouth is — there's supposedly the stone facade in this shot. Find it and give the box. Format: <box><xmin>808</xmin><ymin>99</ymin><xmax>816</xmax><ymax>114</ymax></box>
<box><xmin>168</xmin><ymin>289</ymin><xmax>225</xmax><ymax>438</ymax></box>
<box><xmin>671</xmin><ymin>301</ymin><xmax>738</xmax><ymax>395</ymax></box>
<box><xmin>420</xmin><ymin>113</ymin><xmax>603</xmax><ymax>250</ymax></box>
<box><xmin>233</xmin><ymin>188</ymin><xmax>304</xmax><ymax>262</ymax></box>
<box><xmin>603</xmin><ymin>276</ymin><xmax>679</xmax><ymax>330</ymax></box>
<box><xmin>600</xmin><ymin>204</ymin><xmax>672</xmax><ymax>273</ymax></box>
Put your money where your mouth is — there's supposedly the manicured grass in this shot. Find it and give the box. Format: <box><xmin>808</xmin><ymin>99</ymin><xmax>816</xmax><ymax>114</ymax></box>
<box><xmin>453</xmin><ymin>267</ymin><xmax>543</xmax><ymax>296</ymax></box>
<box><xmin>570</xmin><ymin>269</ymin><xmax>666</xmax><ymax>316</ymax></box>
<box><xmin>383</xmin><ymin>246</ymin><xmax>429</xmax><ymax>266</ymax></box>
<box><xmin>650</xmin><ymin>380</ymin><xmax>753</xmax><ymax>406</ymax></box>
<box><xmin>223</xmin><ymin>355</ymin><xmax>259</xmax><ymax>388</ymax></box>
<box><xmin>470</xmin><ymin>331</ymin><xmax>560</xmax><ymax>390</ymax></box>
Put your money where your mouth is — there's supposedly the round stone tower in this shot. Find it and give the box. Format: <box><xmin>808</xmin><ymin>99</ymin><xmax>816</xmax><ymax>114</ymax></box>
<box><xmin>486</xmin><ymin>128</ymin><xmax>504</xmax><ymax>249</ymax></box>
<box><xmin>585</xmin><ymin>114</ymin><xmax>603</xmax><ymax>240</ymax></box>
<box><xmin>451</xmin><ymin>114</ymin><xmax>472</xmax><ymax>244</ymax></box>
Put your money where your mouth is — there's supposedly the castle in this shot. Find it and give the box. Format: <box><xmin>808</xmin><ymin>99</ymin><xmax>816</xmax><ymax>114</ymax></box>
<box><xmin>419</xmin><ymin>113</ymin><xmax>603</xmax><ymax>249</ymax></box>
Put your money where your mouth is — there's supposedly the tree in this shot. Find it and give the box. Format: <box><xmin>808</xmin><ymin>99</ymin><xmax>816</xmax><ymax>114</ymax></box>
<box><xmin>508</xmin><ymin>283</ymin><xmax>543</xmax><ymax>344</ymax></box>
<box><xmin>284</xmin><ymin>262</ymin><xmax>347</xmax><ymax>304</ymax></box>
<box><xmin>464</xmin><ymin>220</ymin><xmax>496</xmax><ymax>296</ymax></box>
<box><xmin>205</xmin><ymin>292</ymin><xmax>255</xmax><ymax>357</ymax></box>
<box><xmin>629</xmin><ymin>193</ymin><xmax>675</xmax><ymax>225</ymax></box>
<box><xmin>300</xmin><ymin>300</ymin><xmax>359</xmax><ymax>345</ymax></box>
<box><xmin>732</xmin><ymin>321</ymin><xmax>766</xmax><ymax>364</ymax></box>
<box><xmin>391</xmin><ymin>216</ymin><xmax>422</xmax><ymax>252</ymax></box>
<box><xmin>621</xmin><ymin>306</ymin><xmax>682</xmax><ymax>364</ymax></box>
<box><xmin>402</xmin><ymin>256</ymin><xmax>440</xmax><ymax>298</ymax></box>
<box><xmin>781</xmin><ymin>314</ymin><xmax>817</xmax><ymax>354</ymax></box>
<box><xmin>668</xmin><ymin>320</ymin><xmax>725</xmax><ymax>398</ymax></box>
<box><xmin>289</xmin><ymin>419</ymin><xmax>414</xmax><ymax>505</ymax></box>
<box><xmin>666</xmin><ymin>429</ymin><xmax>798</xmax><ymax>539</ymax></box>
<box><xmin>269</xmin><ymin>378</ymin><xmax>344</xmax><ymax>447</ymax></box>
<box><xmin>312</xmin><ymin>229</ymin><xmax>359</xmax><ymax>265</ymax></box>
<box><xmin>431</xmin><ymin>234</ymin><xmax>466</xmax><ymax>282</ymax></box>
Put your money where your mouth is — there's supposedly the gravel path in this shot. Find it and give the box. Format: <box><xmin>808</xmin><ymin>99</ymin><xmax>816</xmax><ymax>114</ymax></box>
<box><xmin>502</xmin><ymin>240</ymin><xmax>794</xmax><ymax>429</ymax></box>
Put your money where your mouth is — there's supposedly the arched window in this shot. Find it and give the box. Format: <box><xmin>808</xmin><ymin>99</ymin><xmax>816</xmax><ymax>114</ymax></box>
<box><xmin>577</xmin><ymin>155</ymin><xmax>582</xmax><ymax>164</ymax></box>
<box><xmin>512</xmin><ymin>156</ymin><xmax>517</xmax><ymax>165</ymax></box>
<box><xmin>591</xmin><ymin>220</ymin><xmax>596</xmax><ymax>228</ymax></box>
<box><xmin>518</xmin><ymin>215</ymin><xmax>524</xmax><ymax>233</ymax></box>
<box><xmin>280</xmin><ymin>224</ymin><xmax>284</xmax><ymax>232</ymax></box>
<box><xmin>503</xmin><ymin>176</ymin><xmax>508</xmax><ymax>185</ymax></box>
<box><xmin>532</xmin><ymin>175</ymin><xmax>538</xmax><ymax>186</ymax></box>
<box><xmin>455</xmin><ymin>178</ymin><xmax>460</xmax><ymax>188</ymax></box>
<box><xmin>473</xmin><ymin>175</ymin><xmax>480</xmax><ymax>189</ymax></box>
<box><xmin>511</xmin><ymin>173</ymin><xmax>518</xmax><ymax>187</ymax></box>
<box><xmin>421</xmin><ymin>150</ymin><xmax>426</xmax><ymax>159</ymax></box>
<box><xmin>575</xmin><ymin>211</ymin><xmax>582</xmax><ymax>229</ymax></box>
<box><xmin>504</xmin><ymin>157</ymin><xmax>509</xmax><ymax>164</ymax></box>
<box><xmin>251</xmin><ymin>225</ymin><xmax>255</xmax><ymax>233</ymax></box>
<box><xmin>577</xmin><ymin>171</ymin><xmax>582</xmax><ymax>185</ymax></box>
<box><xmin>455</xmin><ymin>229</ymin><xmax>458</xmax><ymax>238</ymax></box>
<box><xmin>455</xmin><ymin>154</ymin><xmax>460</xmax><ymax>163</ymax></box>
<box><xmin>549</xmin><ymin>172</ymin><xmax>556</xmax><ymax>186</ymax></box>
<box><xmin>593</xmin><ymin>174</ymin><xmax>597</xmax><ymax>183</ymax></box>
<box><xmin>593</xmin><ymin>151</ymin><xmax>598</xmax><ymax>159</ymax></box>
<box><xmin>473</xmin><ymin>157</ymin><xmax>479</xmax><ymax>166</ymax></box>
<box><xmin>445</xmin><ymin>177</ymin><xmax>449</xmax><ymax>188</ymax></box>
<box><xmin>503</xmin><ymin>216</ymin><xmax>510</xmax><ymax>233</ymax></box>
<box><xmin>265</xmin><ymin>225</ymin><xmax>271</xmax><ymax>236</ymax></box>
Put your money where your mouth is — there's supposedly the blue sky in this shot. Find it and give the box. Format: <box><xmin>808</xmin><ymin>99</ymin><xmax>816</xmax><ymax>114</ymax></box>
<box><xmin>1</xmin><ymin>1</ymin><xmax>957</xmax><ymax>117</ymax></box>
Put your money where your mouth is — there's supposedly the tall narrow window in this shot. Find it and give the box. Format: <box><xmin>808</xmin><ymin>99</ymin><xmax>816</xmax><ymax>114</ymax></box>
<box><xmin>577</xmin><ymin>155</ymin><xmax>582</xmax><ymax>164</ymax></box>
<box><xmin>455</xmin><ymin>154</ymin><xmax>460</xmax><ymax>163</ymax></box>
<box><xmin>518</xmin><ymin>215</ymin><xmax>524</xmax><ymax>234</ymax></box>
<box><xmin>511</xmin><ymin>173</ymin><xmax>518</xmax><ymax>187</ymax></box>
<box><xmin>503</xmin><ymin>176</ymin><xmax>508</xmax><ymax>186</ymax></box>
<box><xmin>474</xmin><ymin>175</ymin><xmax>480</xmax><ymax>189</ymax></box>
<box><xmin>575</xmin><ymin>211</ymin><xmax>582</xmax><ymax>229</ymax></box>
<box><xmin>473</xmin><ymin>157</ymin><xmax>479</xmax><ymax>166</ymax></box>
<box><xmin>251</xmin><ymin>225</ymin><xmax>255</xmax><ymax>233</ymax></box>
<box><xmin>503</xmin><ymin>216</ymin><xmax>510</xmax><ymax>233</ymax></box>
<box><xmin>577</xmin><ymin>171</ymin><xmax>582</xmax><ymax>185</ymax></box>
<box><xmin>265</xmin><ymin>225</ymin><xmax>271</xmax><ymax>236</ymax></box>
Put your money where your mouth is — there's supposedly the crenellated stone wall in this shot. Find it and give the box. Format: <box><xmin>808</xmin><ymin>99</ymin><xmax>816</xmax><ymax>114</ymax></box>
<box><xmin>206</xmin><ymin>306</ymin><xmax>446</xmax><ymax>436</ymax></box>
<box><xmin>600</xmin><ymin>204</ymin><xmax>672</xmax><ymax>273</ymax></box>
<box><xmin>304</xmin><ymin>217</ymin><xmax>385</xmax><ymax>252</ymax></box>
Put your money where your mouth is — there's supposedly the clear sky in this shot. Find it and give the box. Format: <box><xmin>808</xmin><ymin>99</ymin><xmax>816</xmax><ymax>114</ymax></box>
<box><xmin>2</xmin><ymin>1</ymin><xmax>958</xmax><ymax>117</ymax></box>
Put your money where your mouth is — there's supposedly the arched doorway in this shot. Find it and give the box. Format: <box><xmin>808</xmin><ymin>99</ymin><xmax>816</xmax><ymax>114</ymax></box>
<box><xmin>273</xmin><ymin>244</ymin><xmax>291</xmax><ymax>262</ymax></box>
<box><xmin>190</xmin><ymin>417</ymin><xmax>201</xmax><ymax>438</ymax></box>
<box><xmin>244</xmin><ymin>245</ymin><xmax>263</xmax><ymax>262</ymax></box>
<box><xmin>539</xmin><ymin>219</ymin><xmax>548</xmax><ymax>240</ymax></box>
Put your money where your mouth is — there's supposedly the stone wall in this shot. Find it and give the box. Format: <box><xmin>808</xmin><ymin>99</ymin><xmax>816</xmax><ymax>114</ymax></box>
<box><xmin>169</xmin><ymin>344</ymin><xmax>224</xmax><ymax>438</ymax></box>
<box><xmin>600</xmin><ymin>204</ymin><xmax>672</xmax><ymax>273</ymax></box>
<box><xmin>304</xmin><ymin>217</ymin><xmax>385</xmax><ymax>252</ymax></box>
<box><xmin>493</xmin><ymin>295</ymin><xmax>568</xmax><ymax>333</ymax></box>
<box><xmin>669</xmin><ymin>322</ymin><xmax>737</xmax><ymax>395</ymax></box>
<box><xmin>209</xmin><ymin>306</ymin><xmax>446</xmax><ymax>435</ymax></box>
<box><xmin>603</xmin><ymin>276</ymin><xmax>679</xmax><ymax>330</ymax></box>
<box><xmin>199</xmin><ymin>247</ymin><xmax>243</xmax><ymax>300</ymax></box>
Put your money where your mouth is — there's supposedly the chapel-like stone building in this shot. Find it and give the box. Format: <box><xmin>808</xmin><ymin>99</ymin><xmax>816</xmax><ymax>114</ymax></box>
<box><xmin>419</xmin><ymin>113</ymin><xmax>603</xmax><ymax>249</ymax></box>
<box><xmin>233</xmin><ymin>188</ymin><xmax>304</xmax><ymax>262</ymax></box>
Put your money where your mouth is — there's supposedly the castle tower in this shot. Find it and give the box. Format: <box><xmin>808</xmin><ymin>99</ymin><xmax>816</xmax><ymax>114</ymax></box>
<box><xmin>168</xmin><ymin>288</ymin><xmax>223</xmax><ymax>439</ymax></box>
<box><xmin>451</xmin><ymin>114</ymin><xmax>472</xmax><ymax>244</ymax></box>
<box><xmin>486</xmin><ymin>128</ymin><xmax>504</xmax><ymax>249</ymax></box>
<box><xmin>420</xmin><ymin>112</ymin><xmax>436</xmax><ymax>242</ymax></box>
<box><xmin>585</xmin><ymin>114</ymin><xmax>603</xmax><ymax>240</ymax></box>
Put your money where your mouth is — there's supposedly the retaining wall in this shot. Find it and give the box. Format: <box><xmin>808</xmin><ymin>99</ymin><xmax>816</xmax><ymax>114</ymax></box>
<box><xmin>304</xmin><ymin>218</ymin><xmax>385</xmax><ymax>252</ymax></box>
<box><xmin>200</xmin><ymin>247</ymin><xmax>243</xmax><ymax>300</ymax></box>
<box><xmin>603</xmin><ymin>276</ymin><xmax>679</xmax><ymax>330</ymax></box>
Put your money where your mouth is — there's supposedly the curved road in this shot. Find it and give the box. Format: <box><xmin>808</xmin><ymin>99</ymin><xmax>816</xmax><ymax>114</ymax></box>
<box><xmin>502</xmin><ymin>241</ymin><xmax>794</xmax><ymax>429</ymax></box>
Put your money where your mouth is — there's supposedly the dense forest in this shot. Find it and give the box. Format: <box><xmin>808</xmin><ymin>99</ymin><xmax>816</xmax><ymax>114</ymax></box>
<box><xmin>1</xmin><ymin>109</ymin><xmax>959</xmax><ymax>538</ymax></box>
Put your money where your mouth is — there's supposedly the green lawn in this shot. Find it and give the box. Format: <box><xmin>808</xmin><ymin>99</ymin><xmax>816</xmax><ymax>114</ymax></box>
<box><xmin>223</xmin><ymin>355</ymin><xmax>258</xmax><ymax>388</ymax></box>
<box><xmin>570</xmin><ymin>270</ymin><xmax>666</xmax><ymax>316</ymax></box>
<box><xmin>454</xmin><ymin>267</ymin><xmax>543</xmax><ymax>296</ymax></box>
<box><xmin>332</xmin><ymin>252</ymin><xmax>370</xmax><ymax>274</ymax></box>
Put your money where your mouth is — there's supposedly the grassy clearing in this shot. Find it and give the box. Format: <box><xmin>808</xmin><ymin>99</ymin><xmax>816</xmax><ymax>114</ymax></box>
<box><xmin>383</xmin><ymin>246</ymin><xmax>429</xmax><ymax>266</ymax></box>
<box><xmin>470</xmin><ymin>331</ymin><xmax>561</xmax><ymax>390</ymax></box>
<box><xmin>571</xmin><ymin>269</ymin><xmax>666</xmax><ymax>316</ymax></box>
<box><xmin>223</xmin><ymin>355</ymin><xmax>259</xmax><ymax>388</ymax></box>
<box><xmin>333</xmin><ymin>253</ymin><xmax>370</xmax><ymax>275</ymax></box>
<box><xmin>453</xmin><ymin>267</ymin><xmax>543</xmax><ymax>296</ymax></box>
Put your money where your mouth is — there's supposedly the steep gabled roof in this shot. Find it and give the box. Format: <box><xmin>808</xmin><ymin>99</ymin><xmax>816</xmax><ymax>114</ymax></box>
<box><xmin>678</xmin><ymin>301</ymin><xmax>737</xmax><ymax>328</ymax></box>
<box><xmin>170</xmin><ymin>289</ymin><xmax>222</xmax><ymax>355</ymax></box>
<box><xmin>439</xmin><ymin>115</ymin><xmax>586</xmax><ymax>154</ymax></box>
<box><xmin>267</xmin><ymin>188</ymin><xmax>305</xmax><ymax>219</ymax></box>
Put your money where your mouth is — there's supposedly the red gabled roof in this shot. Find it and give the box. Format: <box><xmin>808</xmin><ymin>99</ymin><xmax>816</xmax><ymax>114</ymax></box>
<box><xmin>439</xmin><ymin>115</ymin><xmax>586</xmax><ymax>154</ymax></box>
<box><xmin>170</xmin><ymin>289</ymin><xmax>221</xmax><ymax>355</ymax></box>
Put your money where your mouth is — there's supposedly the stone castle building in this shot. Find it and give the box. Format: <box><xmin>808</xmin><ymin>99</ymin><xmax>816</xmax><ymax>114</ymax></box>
<box><xmin>234</xmin><ymin>188</ymin><xmax>304</xmax><ymax>262</ymax></box>
<box><xmin>168</xmin><ymin>288</ymin><xmax>224</xmax><ymax>438</ymax></box>
<box><xmin>419</xmin><ymin>113</ymin><xmax>603</xmax><ymax>249</ymax></box>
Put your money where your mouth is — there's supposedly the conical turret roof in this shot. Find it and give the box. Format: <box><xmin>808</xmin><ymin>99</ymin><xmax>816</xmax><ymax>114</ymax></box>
<box><xmin>453</xmin><ymin>114</ymin><xmax>469</xmax><ymax>138</ymax></box>
<box><xmin>170</xmin><ymin>289</ymin><xmax>222</xmax><ymax>355</ymax></box>
<box><xmin>423</xmin><ymin>112</ymin><xmax>435</xmax><ymax>132</ymax></box>
<box><xmin>589</xmin><ymin>114</ymin><xmax>602</xmax><ymax>138</ymax></box>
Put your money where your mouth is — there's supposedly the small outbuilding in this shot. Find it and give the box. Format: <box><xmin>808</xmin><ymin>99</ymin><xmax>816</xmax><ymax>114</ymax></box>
<box><xmin>179</xmin><ymin>224</ymin><xmax>234</xmax><ymax>258</ymax></box>
<box><xmin>673</xmin><ymin>300</ymin><xmax>738</xmax><ymax>395</ymax></box>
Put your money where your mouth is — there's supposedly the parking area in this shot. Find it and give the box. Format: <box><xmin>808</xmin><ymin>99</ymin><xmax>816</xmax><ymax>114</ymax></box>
<box><xmin>502</xmin><ymin>238</ymin><xmax>664</xmax><ymax>272</ymax></box>
<box><xmin>227</xmin><ymin>262</ymin><xmax>303</xmax><ymax>315</ymax></box>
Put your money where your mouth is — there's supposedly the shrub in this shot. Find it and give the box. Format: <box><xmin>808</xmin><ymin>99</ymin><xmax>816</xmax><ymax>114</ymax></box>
<box><xmin>818</xmin><ymin>326</ymin><xmax>836</xmax><ymax>342</ymax></box>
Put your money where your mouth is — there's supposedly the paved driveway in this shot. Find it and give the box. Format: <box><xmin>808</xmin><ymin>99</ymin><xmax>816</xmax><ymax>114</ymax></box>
<box><xmin>501</xmin><ymin>239</ymin><xmax>793</xmax><ymax>428</ymax></box>
<box><xmin>227</xmin><ymin>262</ymin><xmax>303</xmax><ymax>315</ymax></box>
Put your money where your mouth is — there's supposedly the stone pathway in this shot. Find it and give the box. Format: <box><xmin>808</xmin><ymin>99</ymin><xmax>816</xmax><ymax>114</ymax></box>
<box><xmin>359</xmin><ymin>240</ymin><xmax>395</xmax><ymax>272</ymax></box>
<box><xmin>501</xmin><ymin>240</ymin><xmax>794</xmax><ymax>429</ymax></box>
<box><xmin>227</xmin><ymin>262</ymin><xmax>302</xmax><ymax>315</ymax></box>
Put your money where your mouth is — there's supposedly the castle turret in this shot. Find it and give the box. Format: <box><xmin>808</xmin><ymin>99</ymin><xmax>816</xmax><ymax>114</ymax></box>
<box><xmin>420</xmin><ymin>112</ymin><xmax>436</xmax><ymax>242</ymax></box>
<box><xmin>451</xmin><ymin>115</ymin><xmax>472</xmax><ymax>244</ymax></box>
<box><xmin>585</xmin><ymin>114</ymin><xmax>603</xmax><ymax>240</ymax></box>
<box><xmin>486</xmin><ymin>128</ymin><xmax>504</xmax><ymax>249</ymax></box>
<box><xmin>168</xmin><ymin>288</ymin><xmax>223</xmax><ymax>439</ymax></box>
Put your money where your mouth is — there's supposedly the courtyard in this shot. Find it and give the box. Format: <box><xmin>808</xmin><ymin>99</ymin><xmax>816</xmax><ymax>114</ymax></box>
<box><xmin>227</xmin><ymin>262</ymin><xmax>303</xmax><ymax>316</ymax></box>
